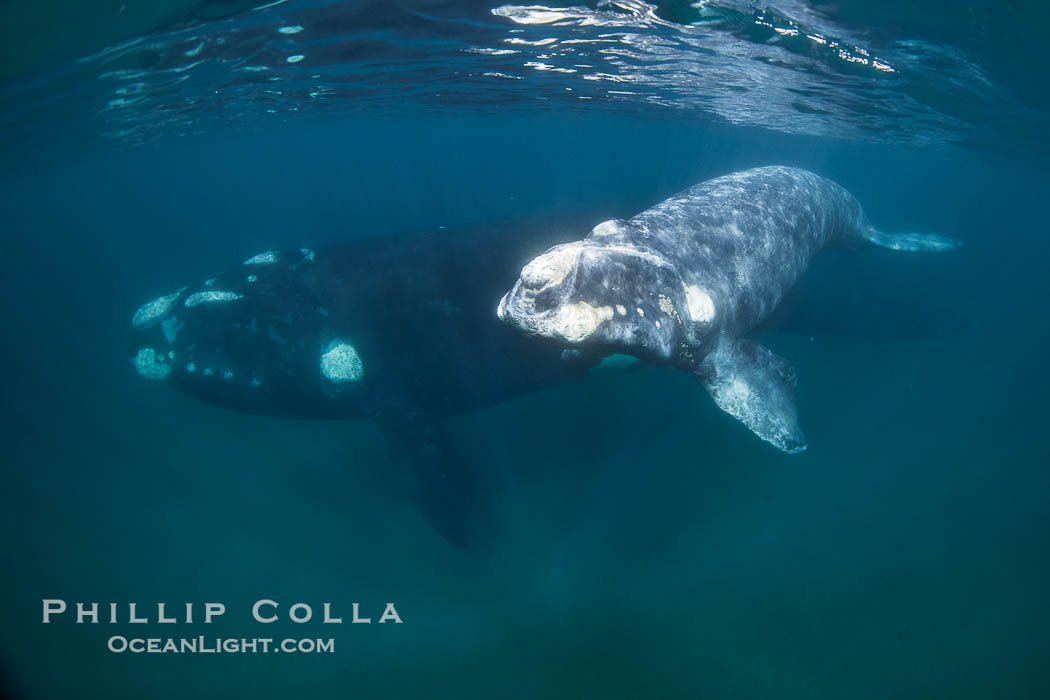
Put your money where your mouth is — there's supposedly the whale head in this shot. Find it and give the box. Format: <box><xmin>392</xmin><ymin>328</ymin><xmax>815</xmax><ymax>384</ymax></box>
<box><xmin>128</xmin><ymin>248</ymin><xmax>368</xmax><ymax>417</ymax></box>
<box><xmin>498</xmin><ymin>240</ymin><xmax>708</xmax><ymax>362</ymax></box>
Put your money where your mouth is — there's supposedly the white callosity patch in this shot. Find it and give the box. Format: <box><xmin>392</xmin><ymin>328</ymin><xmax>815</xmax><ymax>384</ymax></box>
<box><xmin>500</xmin><ymin>239</ymin><xmax>682</xmax><ymax>344</ymax></box>
<box><xmin>547</xmin><ymin>301</ymin><xmax>615</xmax><ymax>343</ymax></box>
<box><xmin>520</xmin><ymin>242</ymin><xmax>583</xmax><ymax>290</ymax></box>
<box><xmin>185</xmin><ymin>290</ymin><xmax>244</xmax><ymax>308</ymax></box>
<box><xmin>591</xmin><ymin>219</ymin><xmax>622</xmax><ymax>237</ymax></box>
<box><xmin>300</xmin><ymin>248</ymin><xmax>316</xmax><ymax>261</ymax></box>
<box><xmin>247</xmin><ymin>275</ymin><xmax>258</xmax><ymax>283</ymax></box>
<box><xmin>131</xmin><ymin>288</ymin><xmax>185</xmax><ymax>327</ymax></box>
<box><xmin>321</xmin><ymin>341</ymin><xmax>364</xmax><ymax>383</ymax></box>
<box><xmin>132</xmin><ymin>348</ymin><xmax>170</xmax><ymax>381</ymax></box>
<box><xmin>683</xmin><ymin>284</ymin><xmax>715</xmax><ymax>324</ymax></box>
<box><xmin>244</xmin><ymin>251</ymin><xmax>279</xmax><ymax>265</ymax></box>
<box><xmin>655</xmin><ymin>293</ymin><xmax>680</xmax><ymax>323</ymax></box>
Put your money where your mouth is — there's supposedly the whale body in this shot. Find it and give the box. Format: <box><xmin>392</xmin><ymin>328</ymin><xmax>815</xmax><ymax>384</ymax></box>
<box><xmin>129</xmin><ymin>168</ymin><xmax>959</xmax><ymax>544</ymax></box>
<box><xmin>498</xmin><ymin>166</ymin><xmax>960</xmax><ymax>453</ymax></box>
<box><xmin>128</xmin><ymin>217</ymin><xmax>600</xmax><ymax>546</ymax></box>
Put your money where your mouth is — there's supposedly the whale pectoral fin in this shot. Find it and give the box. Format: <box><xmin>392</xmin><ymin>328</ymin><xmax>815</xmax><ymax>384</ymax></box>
<box><xmin>694</xmin><ymin>339</ymin><xmax>807</xmax><ymax>454</ymax></box>
<box><xmin>861</xmin><ymin>228</ymin><xmax>961</xmax><ymax>252</ymax></box>
<box><xmin>560</xmin><ymin>349</ymin><xmax>643</xmax><ymax>376</ymax></box>
<box><xmin>378</xmin><ymin>414</ymin><xmax>478</xmax><ymax>547</ymax></box>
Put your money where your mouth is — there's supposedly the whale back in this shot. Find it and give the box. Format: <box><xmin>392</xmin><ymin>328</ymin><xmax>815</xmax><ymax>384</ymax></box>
<box><xmin>619</xmin><ymin>166</ymin><xmax>869</xmax><ymax>338</ymax></box>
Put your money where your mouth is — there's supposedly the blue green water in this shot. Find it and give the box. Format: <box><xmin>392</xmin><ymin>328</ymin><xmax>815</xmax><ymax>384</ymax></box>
<box><xmin>2</xmin><ymin>2</ymin><xmax>1049</xmax><ymax>698</ymax></box>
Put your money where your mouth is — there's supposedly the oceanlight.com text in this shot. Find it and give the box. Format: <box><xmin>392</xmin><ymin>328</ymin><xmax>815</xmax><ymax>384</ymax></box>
<box><xmin>107</xmin><ymin>636</ymin><xmax>335</xmax><ymax>654</ymax></box>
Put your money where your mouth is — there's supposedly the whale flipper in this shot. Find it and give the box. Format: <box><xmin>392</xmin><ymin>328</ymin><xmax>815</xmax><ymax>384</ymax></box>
<box><xmin>379</xmin><ymin>414</ymin><xmax>478</xmax><ymax>547</ymax></box>
<box><xmin>861</xmin><ymin>228</ymin><xmax>961</xmax><ymax>252</ymax></box>
<box><xmin>694</xmin><ymin>338</ymin><xmax>807</xmax><ymax>454</ymax></box>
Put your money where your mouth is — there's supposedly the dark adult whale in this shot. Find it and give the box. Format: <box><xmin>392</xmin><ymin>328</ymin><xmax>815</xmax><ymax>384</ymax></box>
<box><xmin>498</xmin><ymin>166</ymin><xmax>960</xmax><ymax>453</ymax></box>
<box><xmin>128</xmin><ymin>217</ymin><xmax>603</xmax><ymax>546</ymax></box>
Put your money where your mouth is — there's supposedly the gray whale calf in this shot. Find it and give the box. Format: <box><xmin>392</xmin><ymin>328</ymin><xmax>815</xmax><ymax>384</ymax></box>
<box><xmin>498</xmin><ymin>166</ymin><xmax>960</xmax><ymax>453</ymax></box>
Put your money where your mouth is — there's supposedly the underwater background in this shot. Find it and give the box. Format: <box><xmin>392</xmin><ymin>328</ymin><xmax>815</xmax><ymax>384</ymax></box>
<box><xmin>1</xmin><ymin>1</ymin><xmax>1049</xmax><ymax>698</ymax></box>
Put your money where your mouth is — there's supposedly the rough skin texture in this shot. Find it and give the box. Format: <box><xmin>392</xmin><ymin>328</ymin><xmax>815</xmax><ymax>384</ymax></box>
<box><xmin>500</xmin><ymin>166</ymin><xmax>959</xmax><ymax>452</ymax></box>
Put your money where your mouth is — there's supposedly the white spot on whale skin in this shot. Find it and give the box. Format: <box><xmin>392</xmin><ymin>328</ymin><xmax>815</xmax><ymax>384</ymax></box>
<box><xmin>223</xmin><ymin>369</ymin><xmax>234</xmax><ymax>380</ymax></box>
<box><xmin>300</xmin><ymin>248</ymin><xmax>315</xmax><ymax>261</ymax></box>
<box><xmin>321</xmin><ymin>341</ymin><xmax>364</xmax><ymax>383</ymax></box>
<box><xmin>186</xmin><ymin>363</ymin><xmax>197</xmax><ymax>373</ymax></box>
<box><xmin>658</xmin><ymin>295</ymin><xmax>675</xmax><ymax>316</ymax></box>
<box><xmin>278</xmin><ymin>25</ymin><xmax>303</xmax><ymax>34</ymax></box>
<box><xmin>247</xmin><ymin>274</ymin><xmax>258</xmax><ymax>283</ymax></box>
<box><xmin>185</xmin><ymin>290</ymin><xmax>244</xmax><ymax>307</ymax></box>
<box><xmin>161</xmin><ymin>315</ymin><xmax>183</xmax><ymax>343</ymax></box>
<box><xmin>615</xmin><ymin>304</ymin><xmax>627</xmax><ymax>316</ymax></box>
<box><xmin>132</xmin><ymin>348</ymin><xmax>170</xmax><ymax>380</ymax></box>
<box><xmin>591</xmin><ymin>219</ymin><xmax>622</xmax><ymax>236</ymax></box>
<box><xmin>286</xmin><ymin>54</ymin><xmax>305</xmax><ymax>63</ymax></box>
<box><xmin>244</xmin><ymin>251</ymin><xmax>278</xmax><ymax>265</ymax></box>
<box><xmin>549</xmin><ymin>301</ymin><xmax>615</xmax><ymax>343</ymax></box>
<box><xmin>683</xmin><ymin>285</ymin><xmax>716</xmax><ymax>324</ymax></box>
<box><xmin>132</xmin><ymin>288</ymin><xmax>185</xmax><ymax>327</ymax></box>
<box><xmin>520</xmin><ymin>242</ymin><xmax>583</xmax><ymax>290</ymax></box>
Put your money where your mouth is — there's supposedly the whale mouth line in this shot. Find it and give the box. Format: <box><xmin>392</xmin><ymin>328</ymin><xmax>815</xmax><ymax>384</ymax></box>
<box><xmin>498</xmin><ymin>284</ymin><xmax>556</xmax><ymax>337</ymax></box>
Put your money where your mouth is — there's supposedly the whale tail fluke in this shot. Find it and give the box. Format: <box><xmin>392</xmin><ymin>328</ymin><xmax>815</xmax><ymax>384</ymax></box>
<box><xmin>862</xmin><ymin>227</ymin><xmax>962</xmax><ymax>252</ymax></box>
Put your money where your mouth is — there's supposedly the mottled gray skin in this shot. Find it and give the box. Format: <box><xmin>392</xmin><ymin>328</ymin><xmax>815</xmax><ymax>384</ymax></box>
<box><xmin>499</xmin><ymin>166</ymin><xmax>959</xmax><ymax>453</ymax></box>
